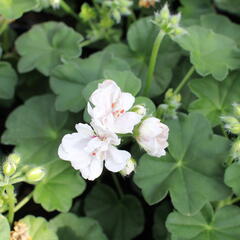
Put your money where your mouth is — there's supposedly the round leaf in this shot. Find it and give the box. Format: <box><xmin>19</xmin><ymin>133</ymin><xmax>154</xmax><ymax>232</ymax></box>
<box><xmin>1</xmin><ymin>95</ymin><xmax>68</xmax><ymax>166</ymax></box>
<box><xmin>84</xmin><ymin>183</ymin><xmax>144</xmax><ymax>240</ymax></box>
<box><xmin>225</xmin><ymin>163</ymin><xmax>240</xmax><ymax>196</ymax></box>
<box><xmin>50</xmin><ymin>213</ymin><xmax>108</xmax><ymax>240</ymax></box>
<box><xmin>167</xmin><ymin>205</ymin><xmax>240</xmax><ymax>240</ymax></box>
<box><xmin>33</xmin><ymin>161</ymin><xmax>86</xmax><ymax>212</ymax></box>
<box><xmin>16</xmin><ymin>22</ymin><xmax>83</xmax><ymax>76</ymax></box>
<box><xmin>134</xmin><ymin>113</ymin><xmax>231</xmax><ymax>215</ymax></box>
<box><xmin>0</xmin><ymin>214</ymin><xmax>10</xmax><ymax>240</ymax></box>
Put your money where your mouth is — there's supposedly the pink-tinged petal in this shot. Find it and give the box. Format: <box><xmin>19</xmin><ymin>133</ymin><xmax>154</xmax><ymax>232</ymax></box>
<box><xmin>80</xmin><ymin>158</ymin><xmax>104</xmax><ymax>180</ymax></box>
<box><xmin>114</xmin><ymin>112</ymin><xmax>142</xmax><ymax>134</ymax></box>
<box><xmin>90</xmin><ymin>80</ymin><xmax>121</xmax><ymax>109</ymax></box>
<box><xmin>75</xmin><ymin>123</ymin><xmax>94</xmax><ymax>137</ymax></box>
<box><xmin>116</xmin><ymin>92</ymin><xmax>135</xmax><ymax>112</ymax></box>
<box><xmin>105</xmin><ymin>146</ymin><xmax>130</xmax><ymax>172</ymax></box>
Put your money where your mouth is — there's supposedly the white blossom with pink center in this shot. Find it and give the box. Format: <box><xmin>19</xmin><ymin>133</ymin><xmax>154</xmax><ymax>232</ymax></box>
<box><xmin>88</xmin><ymin>80</ymin><xmax>142</xmax><ymax>134</ymax></box>
<box><xmin>58</xmin><ymin>123</ymin><xmax>131</xmax><ymax>180</ymax></box>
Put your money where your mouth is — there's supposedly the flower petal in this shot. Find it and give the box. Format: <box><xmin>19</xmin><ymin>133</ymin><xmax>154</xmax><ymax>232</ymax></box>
<box><xmin>116</xmin><ymin>92</ymin><xmax>135</xmax><ymax>112</ymax></box>
<box><xmin>80</xmin><ymin>158</ymin><xmax>104</xmax><ymax>180</ymax></box>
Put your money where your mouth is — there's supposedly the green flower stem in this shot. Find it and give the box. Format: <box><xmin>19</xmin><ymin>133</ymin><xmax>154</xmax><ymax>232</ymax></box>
<box><xmin>14</xmin><ymin>192</ymin><xmax>33</xmax><ymax>213</ymax></box>
<box><xmin>174</xmin><ymin>66</ymin><xmax>195</xmax><ymax>94</ymax></box>
<box><xmin>229</xmin><ymin>196</ymin><xmax>240</xmax><ymax>205</ymax></box>
<box><xmin>144</xmin><ymin>30</ymin><xmax>166</xmax><ymax>96</ymax></box>
<box><xmin>80</xmin><ymin>38</ymin><xmax>99</xmax><ymax>47</ymax></box>
<box><xmin>112</xmin><ymin>174</ymin><xmax>124</xmax><ymax>198</ymax></box>
<box><xmin>0</xmin><ymin>19</ymin><xmax>9</xmax><ymax>35</ymax></box>
<box><xmin>60</xmin><ymin>0</ymin><xmax>79</xmax><ymax>20</ymax></box>
<box><xmin>6</xmin><ymin>185</ymin><xmax>15</xmax><ymax>224</ymax></box>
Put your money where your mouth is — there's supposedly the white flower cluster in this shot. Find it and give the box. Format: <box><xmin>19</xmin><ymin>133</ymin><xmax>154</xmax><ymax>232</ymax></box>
<box><xmin>58</xmin><ymin>80</ymin><xmax>169</xmax><ymax>180</ymax></box>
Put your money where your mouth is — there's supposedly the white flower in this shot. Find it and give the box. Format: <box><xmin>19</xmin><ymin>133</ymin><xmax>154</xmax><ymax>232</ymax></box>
<box><xmin>88</xmin><ymin>80</ymin><xmax>142</xmax><ymax>134</ymax></box>
<box><xmin>50</xmin><ymin>0</ymin><xmax>61</xmax><ymax>9</ymax></box>
<box><xmin>136</xmin><ymin>117</ymin><xmax>169</xmax><ymax>157</ymax></box>
<box><xmin>58</xmin><ymin>123</ymin><xmax>131</xmax><ymax>180</ymax></box>
<box><xmin>120</xmin><ymin>158</ymin><xmax>136</xmax><ymax>176</ymax></box>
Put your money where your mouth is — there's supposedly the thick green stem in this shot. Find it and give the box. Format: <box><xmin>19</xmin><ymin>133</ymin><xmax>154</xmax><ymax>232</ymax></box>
<box><xmin>14</xmin><ymin>192</ymin><xmax>33</xmax><ymax>213</ymax></box>
<box><xmin>144</xmin><ymin>30</ymin><xmax>165</xmax><ymax>96</ymax></box>
<box><xmin>60</xmin><ymin>0</ymin><xmax>79</xmax><ymax>20</ymax></box>
<box><xmin>80</xmin><ymin>38</ymin><xmax>98</xmax><ymax>47</ymax></box>
<box><xmin>174</xmin><ymin>66</ymin><xmax>195</xmax><ymax>94</ymax></box>
<box><xmin>112</xmin><ymin>174</ymin><xmax>124</xmax><ymax>198</ymax></box>
<box><xmin>6</xmin><ymin>185</ymin><xmax>15</xmax><ymax>224</ymax></box>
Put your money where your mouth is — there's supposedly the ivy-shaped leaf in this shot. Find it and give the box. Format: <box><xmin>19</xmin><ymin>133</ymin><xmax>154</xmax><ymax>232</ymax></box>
<box><xmin>0</xmin><ymin>61</ymin><xmax>17</xmax><ymax>99</ymax></box>
<box><xmin>20</xmin><ymin>215</ymin><xmax>58</xmax><ymax>240</ymax></box>
<box><xmin>0</xmin><ymin>214</ymin><xmax>10</xmax><ymax>240</ymax></box>
<box><xmin>201</xmin><ymin>14</ymin><xmax>240</xmax><ymax>45</ymax></box>
<box><xmin>105</xmin><ymin>17</ymin><xmax>181</xmax><ymax>97</ymax></box>
<box><xmin>50</xmin><ymin>51</ymin><xmax>130</xmax><ymax>112</ymax></box>
<box><xmin>84</xmin><ymin>183</ymin><xmax>144</xmax><ymax>240</ymax></box>
<box><xmin>134</xmin><ymin>113</ymin><xmax>230</xmax><ymax>215</ymax></box>
<box><xmin>0</xmin><ymin>0</ymin><xmax>38</xmax><ymax>19</ymax></box>
<box><xmin>189</xmin><ymin>71</ymin><xmax>240</xmax><ymax>126</ymax></box>
<box><xmin>225</xmin><ymin>163</ymin><xmax>240</xmax><ymax>196</ymax></box>
<box><xmin>166</xmin><ymin>205</ymin><xmax>240</xmax><ymax>240</ymax></box>
<box><xmin>174</xmin><ymin>26</ymin><xmax>240</xmax><ymax>80</ymax></box>
<box><xmin>50</xmin><ymin>213</ymin><xmax>108</xmax><ymax>240</ymax></box>
<box><xmin>16</xmin><ymin>22</ymin><xmax>83</xmax><ymax>76</ymax></box>
<box><xmin>33</xmin><ymin>161</ymin><xmax>86</xmax><ymax>212</ymax></box>
<box><xmin>1</xmin><ymin>95</ymin><xmax>68</xmax><ymax>166</ymax></box>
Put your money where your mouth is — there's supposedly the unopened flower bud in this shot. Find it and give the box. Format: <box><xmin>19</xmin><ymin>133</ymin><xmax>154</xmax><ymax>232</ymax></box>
<box><xmin>7</xmin><ymin>153</ymin><xmax>21</xmax><ymax>165</ymax></box>
<box><xmin>26</xmin><ymin>167</ymin><xmax>45</xmax><ymax>182</ymax></box>
<box><xmin>221</xmin><ymin>116</ymin><xmax>239</xmax><ymax>125</ymax></box>
<box><xmin>160</xmin><ymin>4</ymin><xmax>170</xmax><ymax>21</ymax></box>
<box><xmin>120</xmin><ymin>158</ymin><xmax>136</xmax><ymax>176</ymax></box>
<box><xmin>3</xmin><ymin>160</ymin><xmax>16</xmax><ymax>177</ymax></box>
<box><xmin>170</xmin><ymin>13</ymin><xmax>181</xmax><ymax>25</ymax></box>
<box><xmin>136</xmin><ymin>117</ymin><xmax>169</xmax><ymax>157</ymax></box>
<box><xmin>230</xmin><ymin>124</ymin><xmax>240</xmax><ymax>135</ymax></box>
<box><xmin>233</xmin><ymin>103</ymin><xmax>240</xmax><ymax>118</ymax></box>
<box><xmin>231</xmin><ymin>139</ymin><xmax>240</xmax><ymax>161</ymax></box>
<box><xmin>131</xmin><ymin>105</ymin><xmax>147</xmax><ymax>117</ymax></box>
<box><xmin>79</xmin><ymin>3</ymin><xmax>96</xmax><ymax>22</ymax></box>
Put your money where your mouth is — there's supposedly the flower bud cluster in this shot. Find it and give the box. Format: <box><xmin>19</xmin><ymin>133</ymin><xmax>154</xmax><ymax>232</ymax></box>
<box><xmin>152</xmin><ymin>4</ymin><xmax>186</xmax><ymax>37</ymax></box>
<box><xmin>158</xmin><ymin>88</ymin><xmax>181</xmax><ymax>119</ymax></box>
<box><xmin>103</xmin><ymin>0</ymin><xmax>133</xmax><ymax>23</ymax></box>
<box><xmin>221</xmin><ymin>102</ymin><xmax>240</xmax><ymax>135</ymax></box>
<box><xmin>79</xmin><ymin>3</ymin><xmax>97</xmax><ymax>22</ymax></box>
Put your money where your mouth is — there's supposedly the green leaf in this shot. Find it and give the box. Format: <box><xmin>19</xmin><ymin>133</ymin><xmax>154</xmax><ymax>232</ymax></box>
<box><xmin>214</xmin><ymin>0</ymin><xmax>240</xmax><ymax>15</ymax></box>
<box><xmin>105</xmin><ymin>18</ymin><xmax>181</xmax><ymax>97</ymax></box>
<box><xmin>20</xmin><ymin>215</ymin><xmax>58</xmax><ymax>240</ymax></box>
<box><xmin>179</xmin><ymin>0</ymin><xmax>214</xmax><ymax>19</ymax></box>
<box><xmin>84</xmin><ymin>183</ymin><xmax>144</xmax><ymax>240</ymax></box>
<box><xmin>225</xmin><ymin>163</ymin><xmax>240</xmax><ymax>196</ymax></box>
<box><xmin>50</xmin><ymin>51</ymin><xmax>130</xmax><ymax>112</ymax></box>
<box><xmin>134</xmin><ymin>113</ymin><xmax>230</xmax><ymax>215</ymax></box>
<box><xmin>166</xmin><ymin>205</ymin><xmax>240</xmax><ymax>240</ymax></box>
<box><xmin>0</xmin><ymin>214</ymin><xmax>10</xmax><ymax>240</ymax></box>
<box><xmin>0</xmin><ymin>0</ymin><xmax>38</xmax><ymax>19</ymax></box>
<box><xmin>174</xmin><ymin>26</ymin><xmax>240</xmax><ymax>80</ymax></box>
<box><xmin>1</xmin><ymin>95</ymin><xmax>68</xmax><ymax>166</ymax></box>
<box><xmin>103</xmin><ymin>70</ymin><xmax>141</xmax><ymax>96</ymax></box>
<box><xmin>200</xmin><ymin>14</ymin><xmax>240</xmax><ymax>45</ymax></box>
<box><xmin>189</xmin><ymin>72</ymin><xmax>240</xmax><ymax>126</ymax></box>
<box><xmin>16</xmin><ymin>21</ymin><xmax>83</xmax><ymax>76</ymax></box>
<box><xmin>50</xmin><ymin>213</ymin><xmax>108</xmax><ymax>240</ymax></box>
<box><xmin>0</xmin><ymin>61</ymin><xmax>17</xmax><ymax>99</ymax></box>
<box><xmin>33</xmin><ymin>160</ymin><xmax>85</xmax><ymax>212</ymax></box>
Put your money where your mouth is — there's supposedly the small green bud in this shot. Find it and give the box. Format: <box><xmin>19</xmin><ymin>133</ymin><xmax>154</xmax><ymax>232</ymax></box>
<box><xmin>231</xmin><ymin>139</ymin><xmax>240</xmax><ymax>160</ymax></box>
<box><xmin>131</xmin><ymin>105</ymin><xmax>147</xmax><ymax>117</ymax></box>
<box><xmin>230</xmin><ymin>124</ymin><xmax>240</xmax><ymax>135</ymax></box>
<box><xmin>221</xmin><ymin>116</ymin><xmax>239</xmax><ymax>125</ymax></box>
<box><xmin>99</xmin><ymin>15</ymin><xmax>114</xmax><ymax>29</ymax></box>
<box><xmin>170</xmin><ymin>13</ymin><xmax>181</xmax><ymax>26</ymax></box>
<box><xmin>7</xmin><ymin>153</ymin><xmax>21</xmax><ymax>165</ymax></box>
<box><xmin>26</xmin><ymin>167</ymin><xmax>45</xmax><ymax>182</ymax></box>
<box><xmin>3</xmin><ymin>160</ymin><xmax>16</xmax><ymax>177</ymax></box>
<box><xmin>172</xmin><ymin>27</ymin><xmax>187</xmax><ymax>37</ymax></box>
<box><xmin>160</xmin><ymin>4</ymin><xmax>170</xmax><ymax>21</ymax></box>
<box><xmin>233</xmin><ymin>103</ymin><xmax>240</xmax><ymax>118</ymax></box>
<box><xmin>165</xmin><ymin>88</ymin><xmax>174</xmax><ymax>99</ymax></box>
<box><xmin>79</xmin><ymin>3</ymin><xmax>96</xmax><ymax>22</ymax></box>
